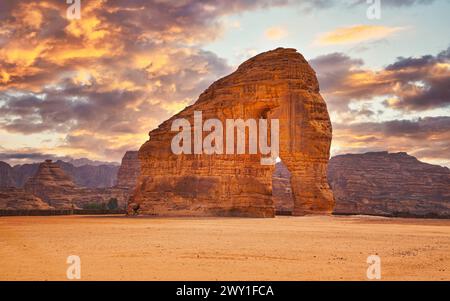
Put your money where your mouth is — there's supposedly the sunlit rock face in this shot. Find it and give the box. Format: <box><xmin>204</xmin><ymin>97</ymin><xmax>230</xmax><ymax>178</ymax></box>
<box><xmin>130</xmin><ymin>48</ymin><xmax>334</xmax><ymax>217</ymax></box>
<box><xmin>328</xmin><ymin>152</ymin><xmax>450</xmax><ymax>218</ymax></box>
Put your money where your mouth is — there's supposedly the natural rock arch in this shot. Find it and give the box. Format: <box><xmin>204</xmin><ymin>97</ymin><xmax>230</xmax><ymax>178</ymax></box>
<box><xmin>129</xmin><ymin>48</ymin><xmax>334</xmax><ymax>217</ymax></box>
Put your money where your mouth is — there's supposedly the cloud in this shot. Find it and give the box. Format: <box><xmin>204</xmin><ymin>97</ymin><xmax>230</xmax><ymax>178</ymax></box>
<box><xmin>310</xmin><ymin>46</ymin><xmax>450</xmax><ymax>113</ymax></box>
<box><xmin>0</xmin><ymin>0</ymin><xmax>446</xmax><ymax>165</ymax></box>
<box><xmin>0</xmin><ymin>152</ymin><xmax>61</xmax><ymax>161</ymax></box>
<box><xmin>0</xmin><ymin>150</ymin><xmax>118</xmax><ymax>166</ymax></box>
<box><xmin>0</xmin><ymin>0</ymin><xmax>247</xmax><ymax>162</ymax></box>
<box><xmin>332</xmin><ymin>116</ymin><xmax>450</xmax><ymax>166</ymax></box>
<box><xmin>349</xmin><ymin>0</ymin><xmax>436</xmax><ymax>7</ymax></box>
<box><xmin>310</xmin><ymin>48</ymin><xmax>450</xmax><ymax>166</ymax></box>
<box><xmin>264</xmin><ymin>26</ymin><xmax>288</xmax><ymax>40</ymax></box>
<box><xmin>315</xmin><ymin>25</ymin><xmax>406</xmax><ymax>46</ymax></box>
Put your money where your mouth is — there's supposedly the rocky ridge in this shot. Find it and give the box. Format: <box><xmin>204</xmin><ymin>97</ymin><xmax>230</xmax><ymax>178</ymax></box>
<box><xmin>22</xmin><ymin>160</ymin><xmax>127</xmax><ymax>209</ymax></box>
<box><xmin>328</xmin><ymin>152</ymin><xmax>450</xmax><ymax>218</ymax></box>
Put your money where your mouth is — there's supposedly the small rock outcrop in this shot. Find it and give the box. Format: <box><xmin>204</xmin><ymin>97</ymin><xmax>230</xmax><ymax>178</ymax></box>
<box><xmin>130</xmin><ymin>48</ymin><xmax>334</xmax><ymax>217</ymax></box>
<box><xmin>0</xmin><ymin>187</ymin><xmax>53</xmax><ymax>210</ymax></box>
<box><xmin>328</xmin><ymin>152</ymin><xmax>450</xmax><ymax>218</ymax></box>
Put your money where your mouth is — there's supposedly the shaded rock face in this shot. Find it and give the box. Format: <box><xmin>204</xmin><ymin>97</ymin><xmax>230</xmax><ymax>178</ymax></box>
<box><xmin>0</xmin><ymin>187</ymin><xmax>52</xmax><ymax>210</ymax></box>
<box><xmin>130</xmin><ymin>48</ymin><xmax>334</xmax><ymax>217</ymax></box>
<box><xmin>12</xmin><ymin>164</ymin><xmax>39</xmax><ymax>187</ymax></box>
<box><xmin>272</xmin><ymin>162</ymin><xmax>294</xmax><ymax>213</ymax></box>
<box><xmin>0</xmin><ymin>162</ymin><xmax>16</xmax><ymax>188</ymax></box>
<box><xmin>24</xmin><ymin>160</ymin><xmax>127</xmax><ymax>209</ymax></box>
<box><xmin>0</xmin><ymin>161</ymin><xmax>118</xmax><ymax>189</ymax></box>
<box><xmin>56</xmin><ymin>161</ymin><xmax>119</xmax><ymax>188</ymax></box>
<box><xmin>24</xmin><ymin>160</ymin><xmax>77</xmax><ymax>208</ymax></box>
<box><xmin>116</xmin><ymin>151</ymin><xmax>140</xmax><ymax>190</ymax></box>
<box><xmin>328</xmin><ymin>152</ymin><xmax>450</xmax><ymax>218</ymax></box>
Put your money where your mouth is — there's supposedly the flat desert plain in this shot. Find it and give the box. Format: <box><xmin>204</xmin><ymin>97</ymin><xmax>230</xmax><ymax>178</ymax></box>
<box><xmin>0</xmin><ymin>215</ymin><xmax>449</xmax><ymax>280</ymax></box>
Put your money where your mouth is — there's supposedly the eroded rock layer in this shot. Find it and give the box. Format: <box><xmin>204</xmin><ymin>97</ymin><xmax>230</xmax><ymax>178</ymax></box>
<box><xmin>0</xmin><ymin>160</ymin><xmax>118</xmax><ymax>189</ymax></box>
<box><xmin>24</xmin><ymin>160</ymin><xmax>76</xmax><ymax>208</ymax></box>
<box><xmin>24</xmin><ymin>160</ymin><xmax>127</xmax><ymax>209</ymax></box>
<box><xmin>116</xmin><ymin>151</ymin><xmax>140</xmax><ymax>190</ymax></box>
<box><xmin>328</xmin><ymin>152</ymin><xmax>450</xmax><ymax>218</ymax></box>
<box><xmin>0</xmin><ymin>187</ymin><xmax>53</xmax><ymax>210</ymax></box>
<box><xmin>130</xmin><ymin>48</ymin><xmax>334</xmax><ymax>217</ymax></box>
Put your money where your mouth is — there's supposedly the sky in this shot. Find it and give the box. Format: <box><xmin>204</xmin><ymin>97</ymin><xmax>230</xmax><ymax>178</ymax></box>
<box><xmin>0</xmin><ymin>0</ymin><xmax>449</xmax><ymax>166</ymax></box>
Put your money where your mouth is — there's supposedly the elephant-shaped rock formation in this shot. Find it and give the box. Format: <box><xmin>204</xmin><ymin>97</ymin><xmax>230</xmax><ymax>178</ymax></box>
<box><xmin>129</xmin><ymin>48</ymin><xmax>334</xmax><ymax>217</ymax></box>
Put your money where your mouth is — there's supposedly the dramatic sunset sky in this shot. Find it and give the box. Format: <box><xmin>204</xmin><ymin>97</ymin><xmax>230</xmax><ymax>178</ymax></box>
<box><xmin>0</xmin><ymin>0</ymin><xmax>449</xmax><ymax>166</ymax></box>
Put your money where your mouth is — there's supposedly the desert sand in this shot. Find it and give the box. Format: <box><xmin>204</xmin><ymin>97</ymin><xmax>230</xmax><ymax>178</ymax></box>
<box><xmin>0</xmin><ymin>215</ymin><xmax>449</xmax><ymax>280</ymax></box>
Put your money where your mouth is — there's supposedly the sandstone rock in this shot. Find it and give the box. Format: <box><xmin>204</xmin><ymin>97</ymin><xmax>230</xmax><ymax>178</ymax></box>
<box><xmin>130</xmin><ymin>48</ymin><xmax>334</xmax><ymax>217</ymax></box>
<box><xmin>24</xmin><ymin>160</ymin><xmax>78</xmax><ymax>208</ymax></box>
<box><xmin>0</xmin><ymin>187</ymin><xmax>53</xmax><ymax>210</ymax></box>
<box><xmin>12</xmin><ymin>163</ymin><xmax>39</xmax><ymax>187</ymax></box>
<box><xmin>272</xmin><ymin>162</ymin><xmax>294</xmax><ymax>213</ymax></box>
<box><xmin>0</xmin><ymin>160</ymin><xmax>118</xmax><ymax>189</ymax></box>
<box><xmin>24</xmin><ymin>160</ymin><xmax>128</xmax><ymax>209</ymax></box>
<box><xmin>116</xmin><ymin>151</ymin><xmax>140</xmax><ymax>190</ymax></box>
<box><xmin>0</xmin><ymin>161</ymin><xmax>16</xmax><ymax>188</ymax></box>
<box><xmin>328</xmin><ymin>152</ymin><xmax>450</xmax><ymax>218</ymax></box>
<box><xmin>68</xmin><ymin>187</ymin><xmax>129</xmax><ymax>210</ymax></box>
<box><xmin>56</xmin><ymin>161</ymin><xmax>119</xmax><ymax>188</ymax></box>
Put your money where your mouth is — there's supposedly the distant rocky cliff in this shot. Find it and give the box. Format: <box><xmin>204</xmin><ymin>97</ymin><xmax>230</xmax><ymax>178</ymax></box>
<box><xmin>272</xmin><ymin>152</ymin><xmax>450</xmax><ymax>218</ymax></box>
<box><xmin>19</xmin><ymin>160</ymin><xmax>128</xmax><ymax>209</ymax></box>
<box><xmin>116</xmin><ymin>151</ymin><xmax>140</xmax><ymax>190</ymax></box>
<box><xmin>272</xmin><ymin>162</ymin><xmax>293</xmax><ymax>213</ymax></box>
<box><xmin>0</xmin><ymin>160</ymin><xmax>118</xmax><ymax>188</ymax></box>
<box><xmin>3</xmin><ymin>151</ymin><xmax>449</xmax><ymax>216</ymax></box>
<box><xmin>0</xmin><ymin>161</ymin><xmax>16</xmax><ymax>187</ymax></box>
<box><xmin>328</xmin><ymin>152</ymin><xmax>450</xmax><ymax>218</ymax></box>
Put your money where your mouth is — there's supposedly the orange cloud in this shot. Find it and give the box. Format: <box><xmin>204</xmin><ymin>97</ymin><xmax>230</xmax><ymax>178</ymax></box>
<box><xmin>264</xmin><ymin>26</ymin><xmax>288</xmax><ymax>40</ymax></box>
<box><xmin>315</xmin><ymin>25</ymin><xmax>406</xmax><ymax>45</ymax></box>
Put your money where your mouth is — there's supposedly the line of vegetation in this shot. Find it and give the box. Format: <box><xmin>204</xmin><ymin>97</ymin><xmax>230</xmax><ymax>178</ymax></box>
<box><xmin>82</xmin><ymin>198</ymin><xmax>119</xmax><ymax>210</ymax></box>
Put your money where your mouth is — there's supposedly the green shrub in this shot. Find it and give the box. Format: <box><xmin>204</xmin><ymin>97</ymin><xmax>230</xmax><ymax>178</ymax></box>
<box><xmin>82</xmin><ymin>202</ymin><xmax>107</xmax><ymax>210</ymax></box>
<box><xmin>107</xmin><ymin>198</ymin><xmax>119</xmax><ymax>210</ymax></box>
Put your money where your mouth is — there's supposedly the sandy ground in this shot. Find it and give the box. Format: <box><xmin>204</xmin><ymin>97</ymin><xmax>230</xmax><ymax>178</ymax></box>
<box><xmin>0</xmin><ymin>215</ymin><xmax>449</xmax><ymax>280</ymax></box>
